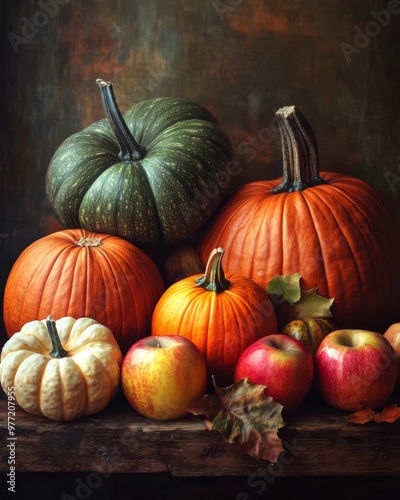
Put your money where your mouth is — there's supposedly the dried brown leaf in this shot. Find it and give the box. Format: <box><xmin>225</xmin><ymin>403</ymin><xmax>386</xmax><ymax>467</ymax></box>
<box><xmin>188</xmin><ymin>377</ymin><xmax>285</xmax><ymax>462</ymax></box>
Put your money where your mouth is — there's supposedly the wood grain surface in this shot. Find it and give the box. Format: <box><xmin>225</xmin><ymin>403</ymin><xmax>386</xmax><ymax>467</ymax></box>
<box><xmin>1</xmin><ymin>389</ymin><xmax>400</xmax><ymax>477</ymax></box>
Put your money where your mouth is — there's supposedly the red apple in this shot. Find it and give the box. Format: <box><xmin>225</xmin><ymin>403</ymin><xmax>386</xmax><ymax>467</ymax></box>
<box><xmin>121</xmin><ymin>335</ymin><xmax>207</xmax><ymax>420</ymax></box>
<box><xmin>384</xmin><ymin>323</ymin><xmax>400</xmax><ymax>386</ymax></box>
<box><xmin>315</xmin><ymin>329</ymin><xmax>397</xmax><ymax>411</ymax></box>
<box><xmin>234</xmin><ymin>334</ymin><xmax>314</xmax><ymax>413</ymax></box>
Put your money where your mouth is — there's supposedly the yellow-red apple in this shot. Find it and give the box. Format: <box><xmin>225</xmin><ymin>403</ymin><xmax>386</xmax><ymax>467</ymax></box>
<box><xmin>233</xmin><ymin>334</ymin><xmax>314</xmax><ymax>413</ymax></box>
<box><xmin>121</xmin><ymin>335</ymin><xmax>207</xmax><ymax>420</ymax></box>
<box><xmin>384</xmin><ymin>323</ymin><xmax>400</xmax><ymax>386</ymax></box>
<box><xmin>315</xmin><ymin>329</ymin><xmax>397</xmax><ymax>411</ymax></box>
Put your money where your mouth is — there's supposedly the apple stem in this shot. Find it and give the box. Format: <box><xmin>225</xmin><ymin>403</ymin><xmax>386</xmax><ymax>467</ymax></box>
<box><xmin>157</xmin><ymin>343</ymin><xmax>162</xmax><ymax>348</ymax></box>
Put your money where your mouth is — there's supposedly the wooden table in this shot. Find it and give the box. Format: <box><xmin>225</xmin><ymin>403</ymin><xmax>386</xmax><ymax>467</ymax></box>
<box><xmin>1</xmin><ymin>388</ymin><xmax>399</xmax><ymax>478</ymax></box>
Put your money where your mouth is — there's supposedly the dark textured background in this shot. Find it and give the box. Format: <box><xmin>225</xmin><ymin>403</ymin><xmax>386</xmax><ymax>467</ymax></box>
<box><xmin>2</xmin><ymin>1</ymin><xmax>400</xmax><ymax>312</ymax></box>
<box><xmin>1</xmin><ymin>1</ymin><xmax>400</xmax><ymax>494</ymax></box>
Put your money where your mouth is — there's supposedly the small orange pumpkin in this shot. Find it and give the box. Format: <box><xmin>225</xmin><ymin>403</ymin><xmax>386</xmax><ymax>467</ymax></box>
<box><xmin>151</xmin><ymin>247</ymin><xmax>278</xmax><ymax>386</ymax></box>
<box><xmin>281</xmin><ymin>318</ymin><xmax>336</xmax><ymax>355</ymax></box>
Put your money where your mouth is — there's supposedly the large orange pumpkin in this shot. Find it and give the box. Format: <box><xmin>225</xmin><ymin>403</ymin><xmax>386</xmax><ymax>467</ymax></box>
<box><xmin>3</xmin><ymin>229</ymin><xmax>165</xmax><ymax>353</ymax></box>
<box><xmin>151</xmin><ymin>247</ymin><xmax>278</xmax><ymax>386</ymax></box>
<box><xmin>199</xmin><ymin>106</ymin><xmax>400</xmax><ymax>333</ymax></box>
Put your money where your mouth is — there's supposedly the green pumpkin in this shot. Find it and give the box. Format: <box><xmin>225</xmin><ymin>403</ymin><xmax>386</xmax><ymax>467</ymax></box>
<box><xmin>46</xmin><ymin>80</ymin><xmax>234</xmax><ymax>248</ymax></box>
<box><xmin>281</xmin><ymin>318</ymin><xmax>337</xmax><ymax>355</ymax></box>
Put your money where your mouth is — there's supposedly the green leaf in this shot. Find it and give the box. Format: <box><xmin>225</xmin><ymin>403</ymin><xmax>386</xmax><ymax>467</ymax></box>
<box><xmin>267</xmin><ymin>274</ymin><xmax>335</xmax><ymax>328</ymax></box>
<box><xmin>288</xmin><ymin>287</ymin><xmax>334</xmax><ymax>321</ymax></box>
<box><xmin>188</xmin><ymin>377</ymin><xmax>285</xmax><ymax>463</ymax></box>
<box><xmin>266</xmin><ymin>273</ymin><xmax>301</xmax><ymax>305</ymax></box>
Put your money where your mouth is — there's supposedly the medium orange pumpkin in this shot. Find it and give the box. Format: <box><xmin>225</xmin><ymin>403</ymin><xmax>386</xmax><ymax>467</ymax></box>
<box><xmin>199</xmin><ymin>106</ymin><xmax>400</xmax><ymax>333</ymax></box>
<box><xmin>151</xmin><ymin>247</ymin><xmax>278</xmax><ymax>386</ymax></box>
<box><xmin>3</xmin><ymin>229</ymin><xmax>165</xmax><ymax>353</ymax></box>
<box><xmin>159</xmin><ymin>242</ymin><xmax>205</xmax><ymax>287</ymax></box>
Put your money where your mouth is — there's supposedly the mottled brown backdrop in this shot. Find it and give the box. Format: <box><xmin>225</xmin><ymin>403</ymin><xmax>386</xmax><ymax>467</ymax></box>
<box><xmin>1</xmin><ymin>0</ymin><xmax>400</xmax><ymax>336</ymax></box>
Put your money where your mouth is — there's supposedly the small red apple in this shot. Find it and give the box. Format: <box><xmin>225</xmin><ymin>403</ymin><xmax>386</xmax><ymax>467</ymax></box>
<box><xmin>384</xmin><ymin>323</ymin><xmax>400</xmax><ymax>386</ymax></box>
<box><xmin>315</xmin><ymin>329</ymin><xmax>397</xmax><ymax>411</ymax></box>
<box><xmin>234</xmin><ymin>334</ymin><xmax>314</xmax><ymax>413</ymax></box>
<box><xmin>121</xmin><ymin>335</ymin><xmax>207</xmax><ymax>420</ymax></box>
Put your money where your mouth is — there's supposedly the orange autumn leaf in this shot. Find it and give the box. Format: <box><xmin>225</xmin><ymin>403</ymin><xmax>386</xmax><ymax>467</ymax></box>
<box><xmin>375</xmin><ymin>404</ymin><xmax>400</xmax><ymax>423</ymax></box>
<box><xmin>345</xmin><ymin>407</ymin><xmax>375</xmax><ymax>424</ymax></box>
<box><xmin>345</xmin><ymin>404</ymin><xmax>400</xmax><ymax>424</ymax></box>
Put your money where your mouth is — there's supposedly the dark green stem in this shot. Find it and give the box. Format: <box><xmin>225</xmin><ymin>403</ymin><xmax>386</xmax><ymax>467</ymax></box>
<box><xmin>195</xmin><ymin>247</ymin><xmax>230</xmax><ymax>293</ymax></box>
<box><xmin>46</xmin><ymin>316</ymin><xmax>68</xmax><ymax>359</ymax></box>
<box><xmin>96</xmin><ymin>79</ymin><xmax>147</xmax><ymax>161</ymax></box>
<box><xmin>272</xmin><ymin>106</ymin><xmax>327</xmax><ymax>193</ymax></box>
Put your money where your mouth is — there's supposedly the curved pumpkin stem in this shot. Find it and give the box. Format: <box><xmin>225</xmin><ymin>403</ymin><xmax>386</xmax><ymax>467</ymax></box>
<box><xmin>195</xmin><ymin>247</ymin><xmax>230</xmax><ymax>293</ymax></box>
<box><xmin>46</xmin><ymin>316</ymin><xmax>68</xmax><ymax>359</ymax></box>
<box><xmin>272</xmin><ymin>106</ymin><xmax>327</xmax><ymax>193</ymax></box>
<box><xmin>96</xmin><ymin>79</ymin><xmax>147</xmax><ymax>162</ymax></box>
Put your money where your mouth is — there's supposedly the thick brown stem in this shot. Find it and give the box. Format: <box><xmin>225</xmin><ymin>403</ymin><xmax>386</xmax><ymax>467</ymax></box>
<box><xmin>75</xmin><ymin>236</ymin><xmax>102</xmax><ymax>247</ymax></box>
<box><xmin>272</xmin><ymin>106</ymin><xmax>327</xmax><ymax>193</ymax></box>
<box><xmin>195</xmin><ymin>247</ymin><xmax>230</xmax><ymax>293</ymax></box>
<box><xmin>96</xmin><ymin>79</ymin><xmax>147</xmax><ymax>161</ymax></box>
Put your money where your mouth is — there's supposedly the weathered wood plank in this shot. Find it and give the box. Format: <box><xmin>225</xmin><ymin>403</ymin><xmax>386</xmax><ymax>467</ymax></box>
<box><xmin>1</xmin><ymin>391</ymin><xmax>399</xmax><ymax>477</ymax></box>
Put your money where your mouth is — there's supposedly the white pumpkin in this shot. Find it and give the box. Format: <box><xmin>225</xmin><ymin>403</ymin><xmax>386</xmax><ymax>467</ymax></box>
<box><xmin>0</xmin><ymin>316</ymin><xmax>123</xmax><ymax>421</ymax></box>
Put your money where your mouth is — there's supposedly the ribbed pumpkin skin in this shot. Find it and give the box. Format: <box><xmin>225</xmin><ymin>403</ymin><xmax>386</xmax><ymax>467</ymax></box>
<box><xmin>3</xmin><ymin>229</ymin><xmax>165</xmax><ymax>353</ymax></box>
<box><xmin>0</xmin><ymin>316</ymin><xmax>123</xmax><ymax>421</ymax></box>
<box><xmin>281</xmin><ymin>318</ymin><xmax>336</xmax><ymax>355</ymax></box>
<box><xmin>199</xmin><ymin>172</ymin><xmax>400</xmax><ymax>333</ymax></box>
<box><xmin>46</xmin><ymin>97</ymin><xmax>234</xmax><ymax>248</ymax></box>
<box><xmin>151</xmin><ymin>273</ymin><xmax>278</xmax><ymax>387</ymax></box>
